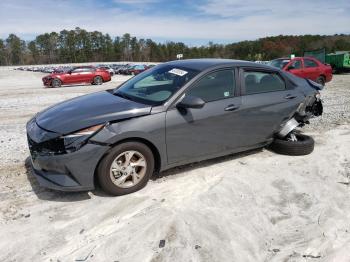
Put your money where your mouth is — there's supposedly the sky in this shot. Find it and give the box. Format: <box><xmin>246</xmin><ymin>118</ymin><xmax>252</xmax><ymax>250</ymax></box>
<box><xmin>0</xmin><ymin>0</ymin><xmax>349</xmax><ymax>46</ymax></box>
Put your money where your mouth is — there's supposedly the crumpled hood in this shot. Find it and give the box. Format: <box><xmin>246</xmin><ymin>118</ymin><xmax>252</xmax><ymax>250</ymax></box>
<box><xmin>36</xmin><ymin>90</ymin><xmax>152</xmax><ymax>134</ymax></box>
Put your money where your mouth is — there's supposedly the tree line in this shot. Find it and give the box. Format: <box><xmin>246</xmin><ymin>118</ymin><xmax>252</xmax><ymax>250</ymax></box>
<box><xmin>0</xmin><ymin>27</ymin><xmax>350</xmax><ymax>66</ymax></box>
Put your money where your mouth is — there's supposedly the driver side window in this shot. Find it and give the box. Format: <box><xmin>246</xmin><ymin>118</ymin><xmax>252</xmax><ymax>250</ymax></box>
<box><xmin>186</xmin><ymin>69</ymin><xmax>235</xmax><ymax>102</ymax></box>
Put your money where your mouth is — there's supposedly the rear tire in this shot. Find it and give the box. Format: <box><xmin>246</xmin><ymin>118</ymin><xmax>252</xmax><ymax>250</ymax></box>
<box><xmin>93</xmin><ymin>76</ymin><xmax>103</xmax><ymax>85</ymax></box>
<box><xmin>97</xmin><ymin>142</ymin><xmax>155</xmax><ymax>196</ymax></box>
<box><xmin>269</xmin><ymin>133</ymin><xmax>314</xmax><ymax>156</ymax></box>
<box><xmin>316</xmin><ymin>76</ymin><xmax>325</xmax><ymax>86</ymax></box>
<box><xmin>51</xmin><ymin>78</ymin><xmax>61</xmax><ymax>88</ymax></box>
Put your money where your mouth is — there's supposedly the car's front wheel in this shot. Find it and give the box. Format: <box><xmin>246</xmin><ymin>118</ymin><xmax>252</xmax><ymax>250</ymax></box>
<box><xmin>93</xmin><ymin>76</ymin><xmax>103</xmax><ymax>85</ymax></box>
<box><xmin>51</xmin><ymin>78</ymin><xmax>61</xmax><ymax>88</ymax></box>
<box><xmin>97</xmin><ymin>142</ymin><xmax>155</xmax><ymax>196</ymax></box>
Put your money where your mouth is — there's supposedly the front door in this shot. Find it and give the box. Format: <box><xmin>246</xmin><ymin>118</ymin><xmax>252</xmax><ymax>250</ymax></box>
<box><xmin>165</xmin><ymin>69</ymin><xmax>245</xmax><ymax>165</ymax></box>
<box><xmin>68</xmin><ymin>68</ymin><xmax>85</xmax><ymax>83</ymax></box>
<box><xmin>286</xmin><ymin>58</ymin><xmax>305</xmax><ymax>78</ymax></box>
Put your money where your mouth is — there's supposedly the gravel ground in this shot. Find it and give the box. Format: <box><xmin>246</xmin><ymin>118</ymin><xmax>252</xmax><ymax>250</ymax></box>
<box><xmin>0</xmin><ymin>70</ymin><xmax>350</xmax><ymax>262</ymax></box>
<box><xmin>306</xmin><ymin>74</ymin><xmax>350</xmax><ymax>130</ymax></box>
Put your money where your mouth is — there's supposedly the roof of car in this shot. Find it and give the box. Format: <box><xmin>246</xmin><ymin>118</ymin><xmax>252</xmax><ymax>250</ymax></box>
<box><xmin>274</xmin><ymin>57</ymin><xmax>317</xmax><ymax>60</ymax></box>
<box><xmin>73</xmin><ymin>66</ymin><xmax>95</xmax><ymax>69</ymax></box>
<box><xmin>164</xmin><ymin>58</ymin><xmax>271</xmax><ymax>71</ymax></box>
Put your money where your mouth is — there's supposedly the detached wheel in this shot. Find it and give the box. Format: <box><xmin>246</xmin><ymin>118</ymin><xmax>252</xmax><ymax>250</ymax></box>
<box><xmin>93</xmin><ymin>76</ymin><xmax>103</xmax><ymax>85</ymax></box>
<box><xmin>269</xmin><ymin>133</ymin><xmax>314</xmax><ymax>156</ymax></box>
<box><xmin>316</xmin><ymin>76</ymin><xmax>325</xmax><ymax>86</ymax></box>
<box><xmin>51</xmin><ymin>78</ymin><xmax>61</xmax><ymax>88</ymax></box>
<box><xmin>97</xmin><ymin>142</ymin><xmax>154</xmax><ymax>196</ymax></box>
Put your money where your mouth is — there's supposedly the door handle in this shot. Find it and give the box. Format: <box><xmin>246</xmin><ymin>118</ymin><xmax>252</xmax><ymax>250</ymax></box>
<box><xmin>285</xmin><ymin>94</ymin><xmax>297</xmax><ymax>100</ymax></box>
<box><xmin>225</xmin><ymin>104</ymin><xmax>239</xmax><ymax>111</ymax></box>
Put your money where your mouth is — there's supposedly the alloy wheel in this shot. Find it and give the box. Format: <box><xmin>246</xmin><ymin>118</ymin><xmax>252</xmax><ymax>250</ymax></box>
<box><xmin>109</xmin><ymin>150</ymin><xmax>147</xmax><ymax>188</ymax></box>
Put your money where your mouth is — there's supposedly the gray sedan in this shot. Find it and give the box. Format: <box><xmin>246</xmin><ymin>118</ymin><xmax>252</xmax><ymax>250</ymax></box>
<box><xmin>26</xmin><ymin>59</ymin><xmax>323</xmax><ymax>195</ymax></box>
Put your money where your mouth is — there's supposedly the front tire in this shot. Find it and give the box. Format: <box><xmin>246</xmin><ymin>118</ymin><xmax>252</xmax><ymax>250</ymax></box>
<box><xmin>269</xmin><ymin>133</ymin><xmax>314</xmax><ymax>156</ymax></box>
<box><xmin>97</xmin><ymin>142</ymin><xmax>155</xmax><ymax>196</ymax></box>
<box><xmin>51</xmin><ymin>78</ymin><xmax>61</xmax><ymax>88</ymax></box>
<box><xmin>93</xmin><ymin>76</ymin><xmax>103</xmax><ymax>85</ymax></box>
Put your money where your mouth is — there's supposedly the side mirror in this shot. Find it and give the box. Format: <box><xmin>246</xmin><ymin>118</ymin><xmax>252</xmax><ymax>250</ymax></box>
<box><xmin>177</xmin><ymin>95</ymin><xmax>205</xmax><ymax>109</ymax></box>
<box><xmin>287</xmin><ymin>65</ymin><xmax>295</xmax><ymax>71</ymax></box>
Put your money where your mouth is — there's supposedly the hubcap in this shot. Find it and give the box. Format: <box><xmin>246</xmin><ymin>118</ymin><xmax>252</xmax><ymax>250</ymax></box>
<box><xmin>109</xmin><ymin>150</ymin><xmax>147</xmax><ymax>188</ymax></box>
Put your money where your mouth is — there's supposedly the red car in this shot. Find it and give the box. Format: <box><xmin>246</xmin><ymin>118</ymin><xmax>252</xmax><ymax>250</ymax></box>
<box><xmin>126</xmin><ymin>64</ymin><xmax>148</xmax><ymax>75</ymax></box>
<box><xmin>269</xmin><ymin>57</ymin><xmax>332</xmax><ymax>85</ymax></box>
<box><xmin>42</xmin><ymin>66</ymin><xmax>111</xmax><ymax>88</ymax></box>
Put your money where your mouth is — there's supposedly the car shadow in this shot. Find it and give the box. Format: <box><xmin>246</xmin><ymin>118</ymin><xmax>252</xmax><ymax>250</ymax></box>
<box><xmin>25</xmin><ymin>148</ymin><xmax>263</xmax><ymax>201</ymax></box>
<box><xmin>151</xmin><ymin>148</ymin><xmax>263</xmax><ymax>181</ymax></box>
<box><xmin>24</xmin><ymin>157</ymin><xmax>92</xmax><ymax>202</ymax></box>
<box><xmin>52</xmin><ymin>84</ymin><xmax>93</xmax><ymax>88</ymax></box>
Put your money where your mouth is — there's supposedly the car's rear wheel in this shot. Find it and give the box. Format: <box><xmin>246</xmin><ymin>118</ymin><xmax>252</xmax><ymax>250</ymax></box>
<box><xmin>97</xmin><ymin>142</ymin><xmax>154</xmax><ymax>196</ymax></box>
<box><xmin>316</xmin><ymin>76</ymin><xmax>325</xmax><ymax>86</ymax></box>
<box><xmin>51</xmin><ymin>78</ymin><xmax>61</xmax><ymax>88</ymax></box>
<box><xmin>93</xmin><ymin>76</ymin><xmax>103</xmax><ymax>85</ymax></box>
<box><xmin>269</xmin><ymin>133</ymin><xmax>314</xmax><ymax>156</ymax></box>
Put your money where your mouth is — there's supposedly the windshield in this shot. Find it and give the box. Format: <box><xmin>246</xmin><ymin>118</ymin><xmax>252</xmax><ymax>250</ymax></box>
<box><xmin>113</xmin><ymin>64</ymin><xmax>199</xmax><ymax>105</ymax></box>
<box><xmin>269</xmin><ymin>59</ymin><xmax>290</xmax><ymax>69</ymax></box>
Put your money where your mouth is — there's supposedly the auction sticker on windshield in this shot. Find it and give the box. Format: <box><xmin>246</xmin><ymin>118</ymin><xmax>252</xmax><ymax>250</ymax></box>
<box><xmin>168</xmin><ymin>68</ymin><xmax>188</xmax><ymax>76</ymax></box>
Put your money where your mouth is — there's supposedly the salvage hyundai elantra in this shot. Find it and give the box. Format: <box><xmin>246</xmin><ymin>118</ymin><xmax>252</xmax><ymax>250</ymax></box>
<box><xmin>26</xmin><ymin>59</ymin><xmax>323</xmax><ymax>195</ymax></box>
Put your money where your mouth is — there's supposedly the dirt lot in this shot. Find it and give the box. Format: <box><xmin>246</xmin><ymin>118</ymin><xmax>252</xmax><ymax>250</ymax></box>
<box><xmin>0</xmin><ymin>70</ymin><xmax>350</xmax><ymax>262</ymax></box>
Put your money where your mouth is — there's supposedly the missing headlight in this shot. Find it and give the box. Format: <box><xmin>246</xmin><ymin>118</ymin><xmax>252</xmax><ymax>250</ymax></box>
<box><xmin>61</xmin><ymin>124</ymin><xmax>104</xmax><ymax>153</ymax></box>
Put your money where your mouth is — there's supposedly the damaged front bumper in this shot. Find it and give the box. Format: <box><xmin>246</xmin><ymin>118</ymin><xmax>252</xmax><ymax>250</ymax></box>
<box><xmin>29</xmin><ymin>143</ymin><xmax>109</xmax><ymax>191</ymax></box>
<box><xmin>27</xmin><ymin>119</ymin><xmax>110</xmax><ymax>191</ymax></box>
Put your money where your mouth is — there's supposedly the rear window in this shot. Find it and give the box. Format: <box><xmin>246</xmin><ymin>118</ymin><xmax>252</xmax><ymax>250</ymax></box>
<box><xmin>304</xmin><ymin>59</ymin><xmax>318</xmax><ymax>68</ymax></box>
<box><xmin>244</xmin><ymin>71</ymin><xmax>285</xmax><ymax>95</ymax></box>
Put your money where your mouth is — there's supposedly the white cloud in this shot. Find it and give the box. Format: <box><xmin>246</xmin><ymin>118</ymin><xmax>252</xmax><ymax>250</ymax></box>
<box><xmin>114</xmin><ymin>0</ymin><xmax>159</xmax><ymax>4</ymax></box>
<box><xmin>199</xmin><ymin>0</ymin><xmax>350</xmax><ymax>18</ymax></box>
<box><xmin>0</xmin><ymin>0</ymin><xmax>349</xmax><ymax>44</ymax></box>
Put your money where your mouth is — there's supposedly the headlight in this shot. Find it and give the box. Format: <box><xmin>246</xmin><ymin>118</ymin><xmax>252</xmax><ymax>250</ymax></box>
<box><xmin>62</xmin><ymin>124</ymin><xmax>104</xmax><ymax>152</ymax></box>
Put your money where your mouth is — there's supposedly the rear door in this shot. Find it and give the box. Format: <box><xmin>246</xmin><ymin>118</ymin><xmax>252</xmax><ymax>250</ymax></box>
<box><xmin>239</xmin><ymin>68</ymin><xmax>304</xmax><ymax>144</ymax></box>
<box><xmin>303</xmin><ymin>58</ymin><xmax>321</xmax><ymax>81</ymax></box>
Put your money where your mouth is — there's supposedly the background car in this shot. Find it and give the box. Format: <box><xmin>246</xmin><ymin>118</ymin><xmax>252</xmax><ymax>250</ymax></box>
<box><xmin>269</xmin><ymin>57</ymin><xmax>332</xmax><ymax>85</ymax></box>
<box><xmin>97</xmin><ymin>65</ymin><xmax>115</xmax><ymax>76</ymax></box>
<box><xmin>126</xmin><ymin>64</ymin><xmax>148</xmax><ymax>75</ymax></box>
<box><xmin>28</xmin><ymin>59</ymin><xmax>323</xmax><ymax>196</ymax></box>
<box><xmin>42</xmin><ymin>66</ymin><xmax>111</xmax><ymax>88</ymax></box>
<box><xmin>116</xmin><ymin>64</ymin><xmax>132</xmax><ymax>75</ymax></box>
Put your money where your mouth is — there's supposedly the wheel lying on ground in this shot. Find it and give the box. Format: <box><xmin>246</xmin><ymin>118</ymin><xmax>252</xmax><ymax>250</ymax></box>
<box><xmin>269</xmin><ymin>133</ymin><xmax>314</xmax><ymax>156</ymax></box>
<box><xmin>51</xmin><ymin>78</ymin><xmax>61</xmax><ymax>88</ymax></box>
<box><xmin>315</xmin><ymin>76</ymin><xmax>325</xmax><ymax>86</ymax></box>
<box><xmin>93</xmin><ymin>76</ymin><xmax>103</xmax><ymax>85</ymax></box>
<box><xmin>97</xmin><ymin>142</ymin><xmax>155</xmax><ymax>196</ymax></box>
